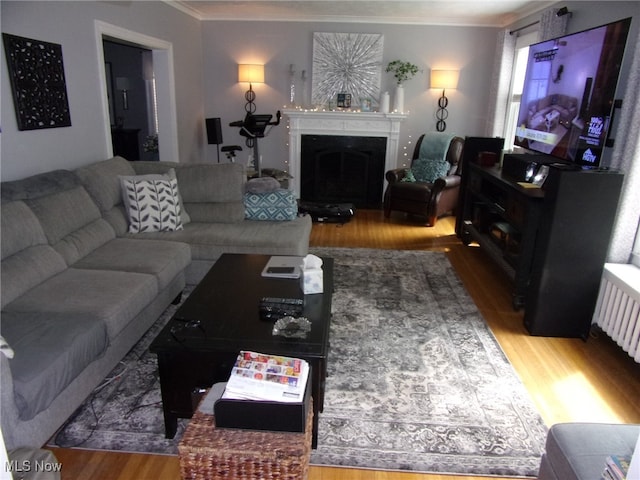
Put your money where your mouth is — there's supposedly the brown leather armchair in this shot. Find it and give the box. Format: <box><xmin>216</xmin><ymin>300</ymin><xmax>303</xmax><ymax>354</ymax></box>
<box><xmin>383</xmin><ymin>134</ymin><xmax>464</xmax><ymax>226</ymax></box>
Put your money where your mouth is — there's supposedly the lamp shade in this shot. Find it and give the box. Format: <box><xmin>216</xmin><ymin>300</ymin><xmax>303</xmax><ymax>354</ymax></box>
<box><xmin>238</xmin><ymin>64</ymin><xmax>264</xmax><ymax>84</ymax></box>
<box><xmin>430</xmin><ymin>70</ymin><xmax>459</xmax><ymax>90</ymax></box>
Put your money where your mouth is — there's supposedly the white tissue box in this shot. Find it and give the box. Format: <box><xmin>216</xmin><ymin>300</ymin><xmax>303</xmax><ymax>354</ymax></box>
<box><xmin>302</xmin><ymin>268</ymin><xmax>323</xmax><ymax>294</ymax></box>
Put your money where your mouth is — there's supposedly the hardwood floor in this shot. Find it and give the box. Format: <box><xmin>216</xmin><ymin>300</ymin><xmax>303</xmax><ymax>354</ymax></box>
<box><xmin>48</xmin><ymin>210</ymin><xmax>640</xmax><ymax>479</ymax></box>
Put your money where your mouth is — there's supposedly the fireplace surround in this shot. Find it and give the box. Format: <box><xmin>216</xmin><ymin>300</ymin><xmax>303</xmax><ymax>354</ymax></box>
<box><xmin>283</xmin><ymin>109</ymin><xmax>408</xmax><ymax>204</ymax></box>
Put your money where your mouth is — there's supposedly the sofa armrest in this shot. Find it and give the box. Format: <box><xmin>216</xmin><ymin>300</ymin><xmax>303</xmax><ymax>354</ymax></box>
<box><xmin>386</xmin><ymin>168</ymin><xmax>408</xmax><ymax>184</ymax></box>
<box><xmin>1</xmin><ymin>353</ymin><xmax>19</xmax><ymax>449</ymax></box>
<box><xmin>432</xmin><ymin>174</ymin><xmax>461</xmax><ymax>193</ymax></box>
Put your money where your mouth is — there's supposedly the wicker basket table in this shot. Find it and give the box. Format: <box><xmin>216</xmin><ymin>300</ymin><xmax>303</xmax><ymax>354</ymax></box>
<box><xmin>178</xmin><ymin>399</ymin><xmax>313</xmax><ymax>480</ymax></box>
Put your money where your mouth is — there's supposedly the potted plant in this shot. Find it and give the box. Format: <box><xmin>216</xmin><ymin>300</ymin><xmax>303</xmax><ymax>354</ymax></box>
<box><xmin>385</xmin><ymin>60</ymin><xmax>420</xmax><ymax>113</ymax></box>
<box><xmin>385</xmin><ymin>60</ymin><xmax>420</xmax><ymax>85</ymax></box>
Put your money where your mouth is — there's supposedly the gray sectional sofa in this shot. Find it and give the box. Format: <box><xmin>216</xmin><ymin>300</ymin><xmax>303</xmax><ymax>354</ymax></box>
<box><xmin>538</xmin><ymin>423</ymin><xmax>640</xmax><ymax>480</ymax></box>
<box><xmin>0</xmin><ymin>156</ymin><xmax>312</xmax><ymax>450</ymax></box>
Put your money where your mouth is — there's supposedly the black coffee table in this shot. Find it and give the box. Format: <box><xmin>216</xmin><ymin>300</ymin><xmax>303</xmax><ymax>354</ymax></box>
<box><xmin>149</xmin><ymin>253</ymin><xmax>333</xmax><ymax>447</ymax></box>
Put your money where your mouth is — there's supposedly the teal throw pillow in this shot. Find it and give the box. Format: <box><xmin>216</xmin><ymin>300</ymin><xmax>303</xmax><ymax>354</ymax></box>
<box><xmin>411</xmin><ymin>158</ymin><xmax>451</xmax><ymax>183</ymax></box>
<box><xmin>400</xmin><ymin>169</ymin><xmax>416</xmax><ymax>182</ymax></box>
<box><xmin>244</xmin><ymin>189</ymin><xmax>298</xmax><ymax>221</ymax></box>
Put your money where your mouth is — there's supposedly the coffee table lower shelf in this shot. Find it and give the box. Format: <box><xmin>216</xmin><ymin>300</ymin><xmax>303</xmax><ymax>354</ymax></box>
<box><xmin>178</xmin><ymin>399</ymin><xmax>313</xmax><ymax>480</ymax></box>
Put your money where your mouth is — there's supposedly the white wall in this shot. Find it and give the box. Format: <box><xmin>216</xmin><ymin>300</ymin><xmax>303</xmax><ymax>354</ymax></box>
<box><xmin>2</xmin><ymin>1</ymin><xmax>637</xmax><ymax>182</ymax></box>
<box><xmin>199</xmin><ymin>21</ymin><xmax>500</xmax><ymax>170</ymax></box>
<box><xmin>1</xmin><ymin>1</ymin><xmax>204</xmax><ymax>181</ymax></box>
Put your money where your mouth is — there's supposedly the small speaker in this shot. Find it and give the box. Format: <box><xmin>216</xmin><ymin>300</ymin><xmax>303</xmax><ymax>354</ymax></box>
<box><xmin>205</xmin><ymin>117</ymin><xmax>223</xmax><ymax>145</ymax></box>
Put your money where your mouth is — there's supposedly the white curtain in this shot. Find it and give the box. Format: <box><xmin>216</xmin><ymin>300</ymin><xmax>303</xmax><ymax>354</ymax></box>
<box><xmin>485</xmin><ymin>6</ymin><xmax>568</xmax><ymax>137</ymax></box>
<box><xmin>607</xmin><ymin>27</ymin><xmax>640</xmax><ymax>264</ymax></box>
<box><xmin>538</xmin><ymin>8</ymin><xmax>569</xmax><ymax>42</ymax></box>
<box><xmin>484</xmin><ymin>30</ymin><xmax>516</xmax><ymax>137</ymax></box>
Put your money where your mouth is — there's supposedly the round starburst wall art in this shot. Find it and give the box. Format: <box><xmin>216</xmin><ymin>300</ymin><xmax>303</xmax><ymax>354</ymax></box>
<box><xmin>311</xmin><ymin>32</ymin><xmax>384</xmax><ymax>109</ymax></box>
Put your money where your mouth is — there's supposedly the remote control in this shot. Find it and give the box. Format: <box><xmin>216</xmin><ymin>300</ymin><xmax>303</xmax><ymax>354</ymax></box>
<box><xmin>260</xmin><ymin>297</ymin><xmax>303</xmax><ymax>306</ymax></box>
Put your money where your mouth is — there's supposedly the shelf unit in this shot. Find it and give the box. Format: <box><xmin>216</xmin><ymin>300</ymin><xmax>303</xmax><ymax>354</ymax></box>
<box><xmin>461</xmin><ymin>164</ymin><xmax>544</xmax><ymax>309</ymax></box>
<box><xmin>460</xmin><ymin>161</ymin><xmax>623</xmax><ymax>338</ymax></box>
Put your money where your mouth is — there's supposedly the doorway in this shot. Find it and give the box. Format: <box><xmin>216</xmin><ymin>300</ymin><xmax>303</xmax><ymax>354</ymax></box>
<box><xmin>95</xmin><ymin>21</ymin><xmax>179</xmax><ymax>162</ymax></box>
<box><xmin>103</xmin><ymin>39</ymin><xmax>156</xmax><ymax>160</ymax></box>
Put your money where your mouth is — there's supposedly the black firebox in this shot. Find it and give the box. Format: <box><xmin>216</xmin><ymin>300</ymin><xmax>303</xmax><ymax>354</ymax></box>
<box><xmin>300</xmin><ymin>135</ymin><xmax>386</xmax><ymax>209</ymax></box>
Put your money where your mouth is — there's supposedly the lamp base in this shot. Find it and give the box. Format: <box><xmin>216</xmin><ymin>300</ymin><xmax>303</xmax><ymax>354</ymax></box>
<box><xmin>436</xmin><ymin>90</ymin><xmax>449</xmax><ymax>132</ymax></box>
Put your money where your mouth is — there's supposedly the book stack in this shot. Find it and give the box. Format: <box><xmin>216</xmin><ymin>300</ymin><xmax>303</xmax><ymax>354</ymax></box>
<box><xmin>214</xmin><ymin>351</ymin><xmax>311</xmax><ymax>432</ymax></box>
<box><xmin>601</xmin><ymin>455</ymin><xmax>631</xmax><ymax>480</ymax></box>
<box><xmin>222</xmin><ymin>351</ymin><xmax>309</xmax><ymax>403</ymax></box>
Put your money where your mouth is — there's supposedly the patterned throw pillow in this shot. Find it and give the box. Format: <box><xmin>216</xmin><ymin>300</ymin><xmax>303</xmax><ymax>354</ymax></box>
<box><xmin>244</xmin><ymin>189</ymin><xmax>298</xmax><ymax>221</ymax></box>
<box><xmin>121</xmin><ymin>177</ymin><xmax>183</xmax><ymax>233</ymax></box>
<box><xmin>411</xmin><ymin>158</ymin><xmax>451</xmax><ymax>183</ymax></box>
<box><xmin>119</xmin><ymin>169</ymin><xmax>190</xmax><ymax>225</ymax></box>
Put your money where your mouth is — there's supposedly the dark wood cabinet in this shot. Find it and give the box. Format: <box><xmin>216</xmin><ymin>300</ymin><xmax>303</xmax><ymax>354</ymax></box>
<box><xmin>111</xmin><ymin>128</ymin><xmax>141</xmax><ymax>160</ymax></box>
<box><xmin>460</xmin><ymin>161</ymin><xmax>623</xmax><ymax>338</ymax></box>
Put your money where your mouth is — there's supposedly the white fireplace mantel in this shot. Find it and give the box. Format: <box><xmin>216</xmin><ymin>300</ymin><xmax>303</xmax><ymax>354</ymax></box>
<box><xmin>282</xmin><ymin>109</ymin><xmax>408</xmax><ymax>198</ymax></box>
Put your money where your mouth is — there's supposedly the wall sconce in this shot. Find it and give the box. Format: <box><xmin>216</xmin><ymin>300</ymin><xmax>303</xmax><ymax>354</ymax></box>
<box><xmin>116</xmin><ymin>77</ymin><xmax>130</xmax><ymax>111</ymax></box>
<box><xmin>430</xmin><ymin>69</ymin><xmax>459</xmax><ymax>132</ymax></box>
<box><xmin>238</xmin><ymin>64</ymin><xmax>264</xmax><ymax>113</ymax></box>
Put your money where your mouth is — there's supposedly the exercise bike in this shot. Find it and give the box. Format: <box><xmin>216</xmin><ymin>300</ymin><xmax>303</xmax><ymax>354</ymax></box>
<box><xmin>228</xmin><ymin>110</ymin><xmax>281</xmax><ymax>176</ymax></box>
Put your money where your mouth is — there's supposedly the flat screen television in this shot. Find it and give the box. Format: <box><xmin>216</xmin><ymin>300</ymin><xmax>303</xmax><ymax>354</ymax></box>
<box><xmin>514</xmin><ymin>17</ymin><xmax>632</xmax><ymax>167</ymax></box>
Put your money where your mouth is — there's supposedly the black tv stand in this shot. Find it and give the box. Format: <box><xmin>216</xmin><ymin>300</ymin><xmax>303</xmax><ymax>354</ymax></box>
<box><xmin>460</xmin><ymin>161</ymin><xmax>623</xmax><ymax>338</ymax></box>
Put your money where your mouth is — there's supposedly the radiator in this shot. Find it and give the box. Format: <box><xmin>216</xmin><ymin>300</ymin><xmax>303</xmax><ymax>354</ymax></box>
<box><xmin>592</xmin><ymin>263</ymin><xmax>640</xmax><ymax>363</ymax></box>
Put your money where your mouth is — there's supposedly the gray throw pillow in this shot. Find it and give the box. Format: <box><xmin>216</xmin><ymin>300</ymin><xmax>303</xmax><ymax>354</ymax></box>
<box><xmin>246</xmin><ymin>176</ymin><xmax>281</xmax><ymax>194</ymax></box>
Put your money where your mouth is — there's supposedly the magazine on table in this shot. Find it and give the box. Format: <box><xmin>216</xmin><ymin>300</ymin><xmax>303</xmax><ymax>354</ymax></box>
<box><xmin>222</xmin><ymin>351</ymin><xmax>309</xmax><ymax>403</ymax></box>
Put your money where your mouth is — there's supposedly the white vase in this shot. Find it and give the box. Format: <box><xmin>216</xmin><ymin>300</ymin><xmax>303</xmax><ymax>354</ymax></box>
<box><xmin>393</xmin><ymin>84</ymin><xmax>404</xmax><ymax>113</ymax></box>
<box><xmin>380</xmin><ymin>91</ymin><xmax>390</xmax><ymax>113</ymax></box>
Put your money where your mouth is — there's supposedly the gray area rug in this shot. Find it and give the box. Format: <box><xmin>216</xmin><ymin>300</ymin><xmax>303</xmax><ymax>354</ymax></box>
<box><xmin>51</xmin><ymin>247</ymin><xmax>547</xmax><ymax>476</ymax></box>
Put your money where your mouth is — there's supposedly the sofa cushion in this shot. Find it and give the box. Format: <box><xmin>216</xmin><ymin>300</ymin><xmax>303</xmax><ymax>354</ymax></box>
<box><xmin>179</xmin><ymin>202</ymin><xmax>246</xmax><ymax>224</ymax></box>
<box><xmin>1</xmin><ymin>311</ymin><xmax>109</xmax><ymax>421</ymax></box>
<box><xmin>1</xmin><ymin>245</ymin><xmax>68</xmax><ymax>311</ymax></box>
<box><xmin>24</xmin><ymin>185</ymin><xmax>116</xmax><ymax>265</ymax></box>
<box><xmin>132</xmin><ymin>162</ymin><xmax>247</xmax><ymax>223</ymax></box>
<box><xmin>75</xmin><ymin>156</ymin><xmax>143</xmax><ymax>237</ymax></box>
<box><xmin>132</xmin><ymin>216</ymin><xmax>312</xmax><ymax>261</ymax></box>
<box><xmin>1</xmin><ymin>201</ymin><xmax>48</xmax><ymax>260</ymax></box>
<box><xmin>73</xmin><ymin>238</ymin><xmax>191</xmax><ymax>290</ymax></box>
<box><xmin>74</xmin><ymin>156</ymin><xmax>136</xmax><ymax>213</ymax></box>
<box><xmin>121</xmin><ymin>176</ymin><xmax>184</xmax><ymax>233</ymax></box>
<box><xmin>543</xmin><ymin>423</ymin><xmax>640</xmax><ymax>480</ymax></box>
<box><xmin>244</xmin><ymin>189</ymin><xmax>298</xmax><ymax>221</ymax></box>
<box><xmin>0</xmin><ymin>169</ymin><xmax>78</xmax><ymax>202</ymax></box>
<box><xmin>175</xmin><ymin>163</ymin><xmax>245</xmax><ymax>204</ymax></box>
<box><xmin>4</xmin><ymin>268</ymin><xmax>158</xmax><ymax>340</ymax></box>
<box><xmin>1</xmin><ymin>201</ymin><xmax>67</xmax><ymax>309</ymax></box>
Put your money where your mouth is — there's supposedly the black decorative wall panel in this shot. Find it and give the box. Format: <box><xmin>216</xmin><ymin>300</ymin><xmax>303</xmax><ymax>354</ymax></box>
<box><xmin>3</xmin><ymin>33</ymin><xmax>72</xmax><ymax>130</ymax></box>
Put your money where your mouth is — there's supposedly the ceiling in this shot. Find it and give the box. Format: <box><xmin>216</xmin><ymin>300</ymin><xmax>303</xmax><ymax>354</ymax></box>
<box><xmin>167</xmin><ymin>0</ymin><xmax>555</xmax><ymax>27</ymax></box>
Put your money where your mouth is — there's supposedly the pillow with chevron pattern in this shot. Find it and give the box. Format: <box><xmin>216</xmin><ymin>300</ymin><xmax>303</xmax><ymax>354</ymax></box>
<box><xmin>121</xmin><ymin>177</ymin><xmax>184</xmax><ymax>233</ymax></box>
<box><xmin>244</xmin><ymin>189</ymin><xmax>298</xmax><ymax>221</ymax></box>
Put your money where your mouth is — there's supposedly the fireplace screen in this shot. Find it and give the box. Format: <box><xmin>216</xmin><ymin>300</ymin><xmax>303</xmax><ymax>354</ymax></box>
<box><xmin>301</xmin><ymin>135</ymin><xmax>386</xmax><ymax>209</ymax></box>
